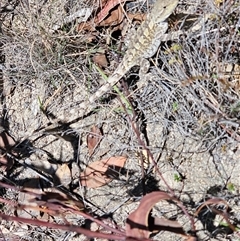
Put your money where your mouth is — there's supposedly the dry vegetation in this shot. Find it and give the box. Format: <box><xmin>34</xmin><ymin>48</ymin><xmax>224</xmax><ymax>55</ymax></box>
<box><xmin>0</xmin><ymin>0</ymin><xmax>239</xmax><ymax>240</ymax></box>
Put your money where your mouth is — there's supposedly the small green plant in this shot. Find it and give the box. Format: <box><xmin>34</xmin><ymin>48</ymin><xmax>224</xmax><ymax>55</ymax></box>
<box><xmin>227</xmin><ymin>182</ymin><xmax>235</xmax><ymax>192</ymax></box>
<box><xmin>173</xmin><ymin>173</ymin><xmax>182</xmax><ymax>182</ymax></box>
<box><xmin>38</xmin><ymin>96</ymin><xmax>45</xmax><ymax>112</ymax></box>
<box><xmin>172</xmin><ymin>102</ymin><xmax>179</xmax><ymax>112</ymax></box>
<box><xmin>219</xmin><ymin>221</ymin><xmax>240</xmax><ymax>231</ymax></box>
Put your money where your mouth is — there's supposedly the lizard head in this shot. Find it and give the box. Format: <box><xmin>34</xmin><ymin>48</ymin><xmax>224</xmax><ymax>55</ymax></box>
<box><xmin>151</xmin><ymin>0</ymin><xmax>179</xmax><ymax>23</ymax></box>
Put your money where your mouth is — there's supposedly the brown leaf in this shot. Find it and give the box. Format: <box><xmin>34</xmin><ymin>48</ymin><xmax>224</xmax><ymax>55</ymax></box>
<box><xmin>185</xmin><ymin>237</ymin><xmax>198</xmax><ymax>241</ymax></box>
<box><xmin>77</xmin><ymin>0</ymin><xmax>146</xmax><ymax>35</ymax></box>
<box><xmin>126</xmin><ymin>191</ymin><xmax>188</xmax><ymax>239</ymax></box>
<box><xmin>0</xmin><ymin>130</ymin><xmax>16</xmax><ymax>148</ymax></box>
<box><xmin>127</xmin><ymin>12</ymin><xmax>146</xmax><ymax>22</ymax></box>
<box><xmin>77</xmin><ymin>0</ymin><xmax>126</xmax><ymax>32</ymax></box>
<box><xmin>77</xmin><ymin>1</ymin><xmax>146</xmax><ymax>37</ymax></box>
<box><xmin>80</xmin><ymin>156</ymin><xmax>127</xmax><ymax>188</ymax></box>
<box><xmin>95</xmin><ymin>0</ymin><xmax>128</xmax><ymax>24</ymax></box>
<box><xmin>54</xmin><ymin>163</ymin><xmax>72</xmax><ymax>187</ymax></box>
<box><xmin>152</xmin><ymin>217</ymin><xmax>183</xmax><ymax>232</ymax></box>
<box><xmin>97</xmin><ymin>5</ymin><xmax>124</xmax><ymax>27</ymax></box>
<box><xmin>77</xmin><ymin>21</ymin><xmax>96</xmax><ymax>32</ymax></box>
<box><xmin>92</xmin><ymin>53</ymin><xmax>109</xmax><ymax>68</ymax></box>
<box><xmin>0</xmin><ymin>130</ymin><xmax>16</xmax><ymax>171</ymax></box>
<box><xmin>30</xmin><ymin>189</ymin><xmax>85</xmax><ymax>211</ymax></box>
<box><xmin>87</xmin><ymin>126</ymin><xmax>103</xmax><ymax>155</ymax></box>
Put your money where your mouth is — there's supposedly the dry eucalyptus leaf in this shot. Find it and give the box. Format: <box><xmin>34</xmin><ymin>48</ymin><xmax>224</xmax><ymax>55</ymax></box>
<box><xmin>87</xmin><ymin>126</ymin><xmax>103</xmax><ymax>155</ymax></box>
<box><xmin>0</xmin><ymin>130</ymin><xmax>16</xmax><ymax>148</ymax></box>
<box><xmin>127</xmin><ymin>12</ymin><xmax>146</xmax><ymax>22</ymax></box>
<box><xmin>97</xmin><ymin>4</ymin><xmax>124</xmax><ymax>27</ymax></box>
<box><xmin>77</xmin><ymin>0</ymin><xmax>127</xmax><ymax>33</ymax></box>
<box><xmin>54</xmin><ymin>163</ymin><xmax>72</xmax><ymax>187</ymax></box>
<box><xmin>30</xmin><ymin>190</ymin><xmax>85</xmax><ymax>211</ymax></box>
<box><xmin>0</xmin><ymin>131</ymin><xmax>16</xmax><ymax>171</ymax></box>
<box><xmin>92</xmin><ymin>53</ymin><xmax>109</xmax><ymax>68</ymax></box>
<box><xmin>80</xmin><ymin>156</ymin><xmax>127</xmax><ymax>188</ymax></box>
<box><xmin>95</xmin><ymin>0</ymin><xmax>127</xmax><ymax>24</ymax></box>
<box><xmin>126</xmin><ymin>191</ymin><xmax>188</xmax><ymax>239</ymax></box>
<box><xmin>77</xmin><ymin>21</ymin><xmax>96</xmax><ymax>32</ymax></box>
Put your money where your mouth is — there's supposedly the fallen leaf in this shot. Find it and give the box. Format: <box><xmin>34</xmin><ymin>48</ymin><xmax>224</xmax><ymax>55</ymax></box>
<box><xmin>97</xmin><ymin>4</ymin><xmax>124</xmax><ymax>27</ymax></box>
<box><xmin>54</xmin><ymin>163</ymin><xmax>72</xmax><ymax>187</ymax></box>
<box><xmin>0</xmin><ymin>130</ymin><xmax>16</xmax><ymax>171</ymax></box>
<box><xmin>77</xmin><ymin>21</ymin><xmax>96</xmax><ymax>32</ymax></box>
<box><xmin>87</xmin><ymin>126</ymin><xmax>103</xmax><ymax>155</ymax></box>
<box><xmin>77</xmin><ymin>0</ymin><xmax>146</xmax><ymax>41</ymax></box>
<box><xmin>0</xmin><ymin>130</ymin><xmax>16</xmax><ymax>148</ymax></box>
<box><xmin>127</xmin><ymin>12</ymin><xmax>146</xmax><ymax>22</ymax></box>
<box><xmin>28</xmin><ymin>188</ymin><xmax>85</xmax><ymax>213</ymax></box>
<box><xmin>80</xmin><ymin>156</ymin><xmax>127</xmax><ymax>188</ymax></box>
<box><xmin>95</xmin><ymin>0</ymin><xmax>128</xmax><ymax>24</ymax></box>
<box><xmin>92</xmin><ymin>53</ymin><xmax>109</xmax><ymax>68</ymax></box>
<box><xmin>77</xmin><ymin>0</ymin><xmax>127</xmax><ymax>32</ymax></box>
<box><xmin>126</xmin><ymin>191</ymin><xmax>189</xmax><ymax>239</ymax></box>
<box><xmin>185</xmin><ymin>237</ymin><xmax>198</xmax><ymax>241</ymax></box>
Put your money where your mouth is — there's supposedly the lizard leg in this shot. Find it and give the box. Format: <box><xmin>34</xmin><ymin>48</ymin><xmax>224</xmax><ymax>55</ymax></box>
<box><xmin>137</xmin><ymin>58</ymin><xmax>151</xmax><ymax>90</ymax></box>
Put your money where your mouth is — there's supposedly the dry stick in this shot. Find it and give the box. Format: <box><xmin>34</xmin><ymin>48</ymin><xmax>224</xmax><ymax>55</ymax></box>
<box><xmin>1</xmin><ymin>141</ymin><xmax>126</xmax><ymax>234</ymax></box>
<box><xmin>118</xmin><ymin>86</ymin><xmax>196</xmax><ymax>232</ymax></box>
<box><xmin>196</xmin><ymin>198</ymin><xmax>240</xmax><ymax>236</ymax></box>
<box><xmin>219</xmin><ymin>123</ymin><xmax>240</xmax><ymax>142</ymax></box>
<box><xmin>0</xmin><ymin>182</ymin><xmax>124</xmax><ymax>238</ymax></box>
<box><xmin>119</xmin><ymin>80</ymin><xmax>147</xmax><ymax>194</ymax></box>
<box><xmin>0</xmin><ymin>182</ymin><xmax>125</xmax><ymax>235</ymax></box>
<box><xmin>0</xmin><ymin>213</ymin><xmax>127</xmax><ymax>241</ymax></box>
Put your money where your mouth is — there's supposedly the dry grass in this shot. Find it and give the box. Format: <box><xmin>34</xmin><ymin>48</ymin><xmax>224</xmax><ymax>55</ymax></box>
<box><xmin>0</xmin><ymin>0</ymin><xmax>239</xmax><ymax>240</ymax></box>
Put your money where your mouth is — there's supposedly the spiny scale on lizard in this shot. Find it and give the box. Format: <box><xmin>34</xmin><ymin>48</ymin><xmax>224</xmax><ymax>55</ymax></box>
<box><xmin>79</xmin><ymin>0</ymin><xmax>179</xmax><ymax>110</ymax></box>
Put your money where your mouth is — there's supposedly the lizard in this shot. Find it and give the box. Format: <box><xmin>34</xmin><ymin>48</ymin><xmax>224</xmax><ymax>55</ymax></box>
<box><xmin>79</xmin><ymin>0</ymin><xmax>179</xmax><ymax>111</ymax></box>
